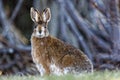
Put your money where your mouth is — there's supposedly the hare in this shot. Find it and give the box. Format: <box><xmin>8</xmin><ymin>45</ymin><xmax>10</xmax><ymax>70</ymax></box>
<box><xmin>30</xmin><ymin>7</ymin><xmax>93</xmax><ymax>76</ymax></box>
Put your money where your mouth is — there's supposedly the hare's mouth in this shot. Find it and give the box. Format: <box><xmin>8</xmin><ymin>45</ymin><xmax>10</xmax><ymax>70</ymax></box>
<box><xmin>34</xmin><ymin>30</ymin><xmax>49</xmax><ymax>38</ymax></box>
<box><xmin>37</xmin><ymin>35</ymin><xmax>45</xmax><ymax>38</ymax></box>
<box><xmin>35</xmin><ymin>34</ymin><xmax>49</xmax><ymax>38</ymax></box>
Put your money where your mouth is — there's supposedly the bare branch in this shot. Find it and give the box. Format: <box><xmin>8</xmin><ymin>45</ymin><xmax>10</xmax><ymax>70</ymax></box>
<box><xmin>10</xmin><ymin>0</ymin><xmax>23</xmax><ymax>22</ymax></box>
<box><xmin>90</xmin><ymin>0</ymin><xmax>107</xmax><ymax>17</ymax></box>
<box><xmin>65</xmin><ymin>11</ymin><xmax>93</xmax><ymax>60</ymax></box>
<box><xmin>64</xmin><ymin>0</ymin><xmax>111</xmax><ymax>52</ymax></box>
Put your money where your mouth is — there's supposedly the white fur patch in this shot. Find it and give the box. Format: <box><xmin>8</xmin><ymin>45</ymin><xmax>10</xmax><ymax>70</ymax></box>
<box><xmin>40</xmin><ymin>42</ymin><xmax>44</xmax><ymax>45</ymax></box>
<box><xmin>63</xmin><ymin>67</ymin><xmax>70</xmax><ymax>74</ymax></box>
<box><xmin>36</xmin><ymin>64</ymin><xmax>45</xmax><ymax>76</ymax></box>
<box><xmin>43</xmin><ymin>14</ymin><xmax>46</xmax><ymax>22</ymax></box>
<box><xmin>41</xmin><ymin>27</ymin><xmax>45</xmax><ymax>35</ymax></box>
<box><xmin>35</xmin><ymin>27</ymin><xmax>45</xmax><ymax>38</ymax></box>
<box><xmin>50</xmin><ymin>64</ymin><xmax>63</xmax><ymax>75</ymax></box>
<box><xmin>35</xmin><ymin>12</ymin><xmax>39</xmax><ymax>22</ymax></box>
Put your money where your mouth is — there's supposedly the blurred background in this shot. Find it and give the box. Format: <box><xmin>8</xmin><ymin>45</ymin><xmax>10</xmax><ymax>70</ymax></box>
<box><xmin>0</xmin><ymin>0</ymin><xmax>120</xmax><ymax>75</ymax></box>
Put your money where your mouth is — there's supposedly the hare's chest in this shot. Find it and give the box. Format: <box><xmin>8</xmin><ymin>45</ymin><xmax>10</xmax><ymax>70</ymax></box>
<box><xmin>40</xmin><ymin>42</ymin><xmax>44</xmax><ymax>46</ymax></box>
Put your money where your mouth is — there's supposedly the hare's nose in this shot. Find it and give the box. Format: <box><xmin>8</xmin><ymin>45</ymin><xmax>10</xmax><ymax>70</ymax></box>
<box><xmin>39</xmin><ymin>30</ymin><xmax>42</xmax><ymax>34</ymax></box>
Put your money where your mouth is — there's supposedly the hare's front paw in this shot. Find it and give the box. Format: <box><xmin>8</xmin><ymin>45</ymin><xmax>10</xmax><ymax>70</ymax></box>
<box><xmin>36</xmin><ymin>64</ymin><xmax>45</xmax><ymax>76</ymax></box>
<box><xmin>50</xmin><ymin>63</ymin><xmax>63</xmax><ymax>75</ymax></box>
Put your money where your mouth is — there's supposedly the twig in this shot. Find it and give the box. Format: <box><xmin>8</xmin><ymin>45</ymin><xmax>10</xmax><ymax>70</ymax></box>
<box><xmin>58</xmin><ymin>2</ymin><xmax>69</xmax><ymax>42</ymax></box>
<box><xmin>64</xmin><ymin>0</ymin><xmax>111</xmax><ymax>52</ymax></box>
<box><xmin>10</xmin><ymin>0</ymin><xmax>23</xmax><ymax>22</ymax></box>
<box><xmin>64</xmin><ymin>10</ymin><xmax>93</xmax><ymax>60</ymax></box>
<box><xmin>0</xmin><ymin>0</ymin><xmax>13</xmax><ymax>43</ymax></box>
<box><xmin>90</xmin><ymin>0</ymin><xmax>107</xmax><ymax>17</ymax></box>
<box><xmin>0</xmin><ymin>61</ymin><xmax>17</xmax><ymax>70</ymax></box>
<box><xmin>0</xmin><ymin>35</ymin><xmax>31</xmax><ymax>52</ymax></box>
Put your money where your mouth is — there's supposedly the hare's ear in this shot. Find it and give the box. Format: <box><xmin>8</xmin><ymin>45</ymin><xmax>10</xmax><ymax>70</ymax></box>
<box><xmin>42</xmin><ymin>8</ymin><xmax>51</xmax><ymax>22</ymax></box>
<box><xmin>30</xmin><ymin>7</ymin><xmax>40</xmax><ymax>23</ymax></box>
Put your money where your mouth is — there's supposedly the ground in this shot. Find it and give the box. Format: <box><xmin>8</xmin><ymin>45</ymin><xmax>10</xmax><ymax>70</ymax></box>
<box><xmin>0</xmin><ymin>70</ymin><xmax>120</xmax><ymax>80</ymax></box>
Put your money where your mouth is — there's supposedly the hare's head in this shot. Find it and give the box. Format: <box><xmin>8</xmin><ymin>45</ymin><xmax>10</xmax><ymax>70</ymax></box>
<box><xmin>30</xmin><ymin>7</ymin><xmax>51</xmax><ymax>38</ymax></box>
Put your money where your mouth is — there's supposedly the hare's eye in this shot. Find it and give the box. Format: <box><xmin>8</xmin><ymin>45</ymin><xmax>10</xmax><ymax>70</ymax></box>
<box><xmin>44</xmin><ymin>22</ymin><xmax>47</xmax><ymax>28</ymax></box>
<box><xmin>34</xmin><ymin>25</ymin><xmax>37</xmax><ymax>28</ymax></box>
<box><xmin>45</xmin><ymin>26</ymin><xmax>47</xmax><ymax>28</ymax></box>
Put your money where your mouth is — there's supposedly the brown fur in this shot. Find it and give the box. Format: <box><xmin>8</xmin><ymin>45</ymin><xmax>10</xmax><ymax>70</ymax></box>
<box><xmin>30</xmin><ymin>7</ymin><xmax>93</xmax><ymax>75</ymax></box>
<box><xmin>31</xmin><ymin>35</ymin><xmax>93</xmax><ymax>75</ymax></box>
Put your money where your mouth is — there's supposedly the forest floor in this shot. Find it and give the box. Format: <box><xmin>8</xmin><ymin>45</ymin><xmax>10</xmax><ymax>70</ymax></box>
<box><xmin>0</xmin><ymin>70</ymin><xmax>120</xmax><ymax>80</ymax></box>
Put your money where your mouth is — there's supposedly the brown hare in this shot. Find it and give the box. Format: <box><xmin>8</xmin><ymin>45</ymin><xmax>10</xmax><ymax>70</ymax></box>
<box><xmin>30</xmin><ymin>7</ymin><xmax>93</xmax><ymax>76</ymax></box>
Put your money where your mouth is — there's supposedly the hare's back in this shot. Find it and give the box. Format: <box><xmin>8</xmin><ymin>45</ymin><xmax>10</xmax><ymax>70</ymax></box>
<box><xmin>49</xmin><ymin>37</ymin><xmax>93</xmax><ymax>72</ymax></box>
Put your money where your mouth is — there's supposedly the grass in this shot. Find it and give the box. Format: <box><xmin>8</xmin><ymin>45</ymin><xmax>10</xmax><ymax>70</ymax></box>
<box><xmin>0</xmin><ymin>70</ymin><xmax>120</xmax><ymax>80</ymax></box>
